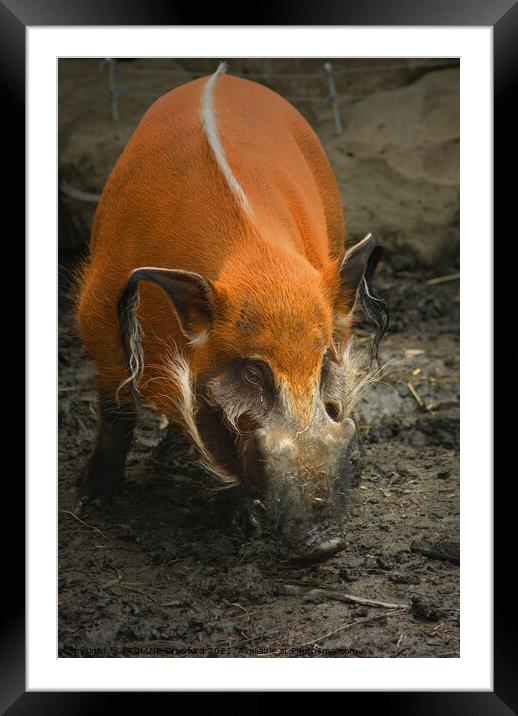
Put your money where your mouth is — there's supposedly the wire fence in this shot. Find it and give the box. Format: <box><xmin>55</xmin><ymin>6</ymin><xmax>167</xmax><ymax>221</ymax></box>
<box><xmin>110</xmin><ymin>59</ymin><xmax>458</xmax><ymax>80</ymax></box>
<box><xmin>101</xmin><ymin>58</ymin><xmax>459</xmax><ymax>134</ymax></box>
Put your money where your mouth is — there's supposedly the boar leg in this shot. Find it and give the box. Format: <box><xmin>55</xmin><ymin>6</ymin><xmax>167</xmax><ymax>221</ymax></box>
<box><xmin>78</xmin><ymin>401</ymin><xmax>136</xmax><ymax>504</ymax></box>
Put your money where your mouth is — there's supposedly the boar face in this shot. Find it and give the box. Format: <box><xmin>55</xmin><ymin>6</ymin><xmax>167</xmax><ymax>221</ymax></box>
<box><xmin>118</xmin><ymin>234</ymin><xmax>387</xmax><ymax>560</ymax></box>
<box><xmin>200</xmin><ymin>354</ymin><xmax>358</xmax><ymax>561</ymax></box>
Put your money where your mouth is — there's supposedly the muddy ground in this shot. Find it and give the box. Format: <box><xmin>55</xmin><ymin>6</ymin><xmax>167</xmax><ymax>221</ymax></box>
<box><xmin>58</xmin><ymin>59</ymin><xmax>459</xmax><ymax>659</ymax></box>
<box><xmin>58</xmin><ymin>262</ymin><xmax>459</xmax><ymax>659</ymax></box>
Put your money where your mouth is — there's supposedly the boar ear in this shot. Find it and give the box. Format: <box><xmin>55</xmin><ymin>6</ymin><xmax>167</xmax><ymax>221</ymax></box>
<box><xmin>121</xmin><ymin>267</ymin><xmax>216</xmax><ymax>340</ymax></box>
<box><xmin>328</xmin><ymin>234</ymin><xmax>388</xmax><ymax>353</ymax></box>
<box><xmin>335</xmin><ymin>233</ymin><xmax>378</xmax><ymax>316</ymax></box>
<box><xmin>117</xmin><ymin>268</ymin><xmax>216</xmax><ymax>403</ymax></box>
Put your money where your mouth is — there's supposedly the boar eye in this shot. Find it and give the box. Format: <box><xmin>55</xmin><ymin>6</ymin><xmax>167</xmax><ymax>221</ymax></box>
<box><xmin>242</xmin><ymin>360</ymin><xmax>271</xmax><ymax>390</ymax></box>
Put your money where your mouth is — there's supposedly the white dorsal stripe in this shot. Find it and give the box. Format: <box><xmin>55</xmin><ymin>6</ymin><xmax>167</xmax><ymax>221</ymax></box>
<box><xmin>200</xmin><ymin>62</ymin><xmax>252</xmax><ymax>215</ymax></box>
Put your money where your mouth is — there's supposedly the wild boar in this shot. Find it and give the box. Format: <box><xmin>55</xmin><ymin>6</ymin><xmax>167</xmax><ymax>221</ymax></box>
<box><xmin>76</xmin><ymin>63</ymin><xmax>387</xmax><ymax>562</ymax></box>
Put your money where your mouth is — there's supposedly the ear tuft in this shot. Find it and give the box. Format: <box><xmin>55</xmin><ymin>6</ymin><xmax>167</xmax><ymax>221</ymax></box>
<box><xmin>330</xmin><ymin>234</ymin><xmax>389</xmax><ymax>358</ymax></box>
<box><xmin>357</xmin><ymin>243</ymin><xmax>389</xmax><ymax>363</ymax></box>
<box><xmin>117</xmin><ymin>272</ymin><xmax>145</xmax><ymax>406</ymax></box>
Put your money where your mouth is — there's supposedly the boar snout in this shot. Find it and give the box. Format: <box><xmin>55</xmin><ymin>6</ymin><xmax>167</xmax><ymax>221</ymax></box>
<box><xmin>239</xmin><ymin>417</ymin><xmax>356</xmax><ymax>562</ymax></box>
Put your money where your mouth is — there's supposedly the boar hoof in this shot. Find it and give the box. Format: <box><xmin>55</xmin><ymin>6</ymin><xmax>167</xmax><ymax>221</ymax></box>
<box><xmin>74</xmin><ymin>494</ymin><xmax>107</xmax><ymax>517</ymax></box>
<box><xmin>76</xmin><ymin>466</ymin><xmax>123</xmax><ymax>511</ymax></box>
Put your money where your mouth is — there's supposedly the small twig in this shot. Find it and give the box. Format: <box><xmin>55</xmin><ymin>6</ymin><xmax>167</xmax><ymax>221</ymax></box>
<box><xmin>407</xmin><ymin>381</ymin><xmax>426</xmax><ymax>409</ymax></box>
<box><xmin>386</xmin><ymin>473</ymin><xmax>400</xmax><ymax>489</ymax></box>
<box><xmin>234</xmin><ymin>609</ymin><xmax>261</xmax><ymax>621</ymax></box>
<box><xmin>98</xmin><ymin>572</ymin><xmax>159</xmax><ymax>604</ymax></box>
<box><xmin>230</xmin><ymin>602</ymin><xmax>248</xmax><ymax>614</ymax></box>
<box><xmin>425</xmin><ymin>272</ymin><xmax>460</xmax><ymax>286</ymax></box>
<box><xmin>100</xmin><ymin>578</ymin><xmax>120</xmax><ymax>588</ymax></box>
<box><xmin>301</xmin><ymin>609</ymin><xmax>408</xmax><ymax>647</ymax></box>
<box><xmin>120</xmin><ymin>585</ymin><xmax>158</xmax><ymax>604</ymax></box>
<box><xmin>427</xmin><ymin>400</ymin><xmax>460</xmax><ymax>412</ymax></box>
<box><xmin>303</xmin><ymin>588</ymin><xmax>408</xmax><ymax>610</ymax></box>
<box><xmin>60</xmin><ymin>510</ymin><xmax>107</xmax><ymax>539</ymax></box>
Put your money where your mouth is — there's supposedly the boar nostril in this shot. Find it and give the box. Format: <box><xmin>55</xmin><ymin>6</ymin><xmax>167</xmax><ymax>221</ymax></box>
<box><xmin>324</xmin><ymin>400</ymin><xmax>343</xmax><ymax>422</ymax></box>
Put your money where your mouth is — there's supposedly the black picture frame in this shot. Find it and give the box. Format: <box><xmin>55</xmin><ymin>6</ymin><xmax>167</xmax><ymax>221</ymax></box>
<box><xmin>8</xmin><ymin>0</ymin><xmax>506</xmax><ymax>710</ymax></box>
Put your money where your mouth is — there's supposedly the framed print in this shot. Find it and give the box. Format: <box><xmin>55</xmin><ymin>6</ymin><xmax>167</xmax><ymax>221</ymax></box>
<box><xmin>5</xmin><ymin>0</ymin><xmax>507</xmax><ymax>708</ymax></box>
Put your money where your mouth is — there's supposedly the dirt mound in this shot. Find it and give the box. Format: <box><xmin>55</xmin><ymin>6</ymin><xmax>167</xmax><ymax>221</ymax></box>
<box><xmin>327</xmin><ymin>68</ymin><xmax>459</xmax><ymax>267</ymax></box>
